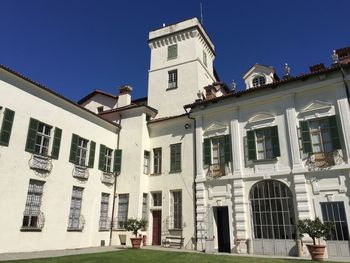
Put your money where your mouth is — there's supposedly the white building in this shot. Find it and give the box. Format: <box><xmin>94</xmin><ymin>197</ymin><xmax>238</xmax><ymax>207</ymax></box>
<box><xmin>0</xmin><ymin>17</ymin><xmax>349</xmax><ymax>259</ymax></box>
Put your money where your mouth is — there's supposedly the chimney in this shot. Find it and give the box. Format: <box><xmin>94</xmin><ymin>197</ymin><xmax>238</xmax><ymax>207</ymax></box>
<box><xmin>118</xmin><ymin>85</ymin><xmax>133</xmax><ymax>107</ymax></box>
<box><xmin>309</xmin><ymin>63</ymin><xmax>326</xmax><ymax>73</ymax></box>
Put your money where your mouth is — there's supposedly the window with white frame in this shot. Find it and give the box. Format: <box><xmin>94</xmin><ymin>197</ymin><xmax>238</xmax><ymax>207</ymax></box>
<box><xmin>143</xmin><ymin>151</ymin><xmax>150</xmax><ymax>174</ymax></box>
<box><xmin>142</xmin><ymin>193</ymin><xmax>148</xmax><ymax>221</ymax></box>
<box><xmin>104</xmin><ymin>147</ymin><xmax>113</xmax><ymax>172</ymax></box>
<box><xmin>68</xmin><ymin>186</ymin><xmax>84</xmax><ymax>230</ymax></box>
<box><xmin>300</xmin><ymin>116</ymin><xmax>341</xmax><ymax>154</ymax></box>
<box><xmin>167</xmin><ymin>44</ymin><xmax>177</xmax><ymax>60</ymax></box>
<box><xmin>76</xmin><ymin>137</ymin><xmax>88</xmax><ymax>166</ymax></box>
<box><xmin>252</xmin><ymin>75</ymin><xmax>266</xmax><ymax>88</ymax></box>
<box><xmin>153</xmin><ymin>148</ymin><xmax>162</xmax><ymax>174</ymax></box>
<box><xmin>35</xmin><ymin>122</ymin><xmax>52</xmax><ymax>156</ymax></box>
<box><xmin>247</xmin><ymin>126</ymin><xmax>280</xmax><ymax>161</ymax></box>
<box><xmin>203</xmin><ymin>135</ymin><xmax>231</xmax><ymax>166</ymax></box>
<box><xmin>171</xmin><ymin>191</ymin><xmax>182</xmax><ymax>229</ymax></box>
<box><xmin>255</xmin><ymin>128</ymin><xmax>273</xmax><ymax>160</ymax></box>
<box><xmin>117</xmin><ymin>194</ymin><xmax>129</xmax><ymax>229</ymax></box>
<box><xmin>168</xmin><ymin>70</ymin><xmax>178</xmax><ymax>89</ymax></box>
<box><xmin>152</xmin><ymin>192</ymin><xmax>162</xmax><ymax>207</ymax></box>
<box><xmin>99</xmin><ymin>193</ymin><xmax>109</xmax><ymax>230</ymax></box>
<box><xmin>22</xmin><ymin>180</ymin><xmax>44</xmax><ymax>230</ymax></box>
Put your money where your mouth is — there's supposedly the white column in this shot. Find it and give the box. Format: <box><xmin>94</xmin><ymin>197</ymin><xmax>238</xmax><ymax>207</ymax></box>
<box><xmin>230</xmin><ymin>107</ymin><xmax>243</xmax><ymax>174</ymax></box>
<box><xmin>284</xmin><ymin>94</ymin><xmax>303</xmax><ymax>171</ymax></box>
<box><xmin>336</xmin><ymin>84</ymin><xmax>350</xmax><ymax>163</ymax></box>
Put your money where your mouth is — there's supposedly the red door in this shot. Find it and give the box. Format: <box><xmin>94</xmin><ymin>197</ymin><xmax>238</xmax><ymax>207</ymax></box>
<box><xmin>152</xmin><ymin>211</ymin><xmax>161</xmax><ymax>245</ymax></box>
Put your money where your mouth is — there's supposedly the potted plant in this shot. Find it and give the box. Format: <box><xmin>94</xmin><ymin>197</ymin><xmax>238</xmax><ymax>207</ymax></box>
<box><xmin>297</xmin><ymin>217</ymin><xmax>334</xmax><ymax>261</ymax></box>
<box><xmin>124</xmin><ymin>218</ymin><xmax>147</xmax><ymax>249</ymax></box>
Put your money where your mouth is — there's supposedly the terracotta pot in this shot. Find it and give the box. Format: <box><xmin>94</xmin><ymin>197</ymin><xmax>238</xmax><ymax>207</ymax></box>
<box><xmin>306</xmin><ymin>244</ymin><xmax>326</xmax><ymax>261</ymax></box>
<box><xmin>130</xmin><ymin>237</ymin><xmax>143</xmax><ymax>249</ymax></box>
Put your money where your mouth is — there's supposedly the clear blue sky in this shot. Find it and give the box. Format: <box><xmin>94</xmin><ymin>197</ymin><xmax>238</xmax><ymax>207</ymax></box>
<box><xmin>1</xmin><ymin>0</ymin><xmax>349</xmax><ymax>102</ymax></box>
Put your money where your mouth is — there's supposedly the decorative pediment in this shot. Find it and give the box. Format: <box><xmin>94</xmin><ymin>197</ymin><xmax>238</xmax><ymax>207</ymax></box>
<box><xmin>248</xmin><ymin>113</ymin><xmax>275</xmax><ymax>124</ymax></box>
<box><xmin>203</xmin><ymin>122</ymin><xmax>228</xmax><ymax>136</ymax></box>
<box><xmin>300</xmin><ymin>100</ymin><xmax>332</xmax><ymax>113</ymax></box>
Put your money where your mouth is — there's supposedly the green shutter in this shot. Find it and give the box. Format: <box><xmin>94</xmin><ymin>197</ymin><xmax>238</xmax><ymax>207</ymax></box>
<box><xmin>329</xmin><ymin>115</ymin><xmax>341</xmax><ymax>150</ymax></box>
<box><xmin>300</xmin><ymin>121</ymin><xmax>312</xmax><ymax>154</ymax></box>
<box><xmin>69</xmin><ymin>134</ymin><xmax>79</xmax><ymax>163</ymax></box>
<box><xmin>51</xmin><ymin>127</ymin><xmax>62</xmax><ymax>159</ymax></box>
<box><xmin>25</xmin><ymin>118</ymin><xmax>39</xmax><ymax>153</ymax></box>
<box><xmin>271</xmin><ymin>126</ymin><xmax>280</xmax><ymax>158</ymax></box>
<box><xmin>203</xmin><ymin>138</ymin><xmax>211</xmax><ymax>165</ymax></box>
<box><xmin>113</xmin><ymin>149</ymin><xmax>122</xmax><ymax>173</ymax></box>
<box><xmin>88</xmin><ymin>141</ymin><xmax>96</xmax><ymax>168</ymax></box>
<box><xmin>99</xmin><ymin>144</ymin><xmax>106</xmax><ymax>171</ymax></box>
<box><xmin>247</xmin><ymin>130</ymin><xmax>256</xmax><ymax>160</ymax></box>
<box><xmin>224</xmin><ymin>135</ymin><xmax>232</xmax><ymax>163</ymax></box>
<box><xmin>175</xmin><ymin>144</ymin><xmax>181</xmax><ymax>171</ymax></box>
<box><xmin>0</xmin><ymin>108</ymin><xmax>15</xmax><ymax>146</ymax></box>
<box><xmin>170</xmin><ymin>145</ymin><xmax>175</xmax><ymax>171</ymax></box>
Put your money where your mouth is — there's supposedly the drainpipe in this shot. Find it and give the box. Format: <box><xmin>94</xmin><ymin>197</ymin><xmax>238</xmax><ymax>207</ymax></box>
<box><xmin>109</xmin><ymin>114</ymin><xmax>122</xmax><ymax>246</ymax></box>
<box><xmin>185</xmin><ymin>108</ymin><xmax>198</xmax><ymax>250</ymax></box>
<box><xmin>340</xmin><ymin>66</ymin><xmax>350</xmax><ymax>104</ymax></box>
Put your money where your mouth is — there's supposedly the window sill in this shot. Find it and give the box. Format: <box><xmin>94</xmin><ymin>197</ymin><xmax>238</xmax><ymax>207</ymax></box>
<box><xmin>167</xmin><ymin>57</ymin><xmax>177</xmax><ymax>61</ymax></box>
<box><xmin>67</xmin><ymin>228</ymin><xmax>83</xmax><ymax>232</ymax></box>
<box><xmin>150</xmin><ymin>173</ymin><xmax>162</xmax><ymax>176</ymax></box>
<box><xmin>20</xmin><ymin>227</ymin><xmax>42</xmax><ymax>232</ymax></box>
<box><xmin>166</xmin><ymin>86</ymin><xmax>178</xmax><ymax>91</ymax></box>
<box><xmin>253</xmin><ymin>158</ymin><xmax>278</xmax><ymax>163</ymax></box>
<box><xmin>169</xmin><ymin>170</ymin><xmax>182</xmax><ymax>174</ymax></box>
<box><xmin>168</xmin><ymin>228</ymin><xmax>183</xmax><ymax>231</ymax></box>
<box><xmin>98</xmin><ymin>229</ymin><xmax>110</xmax><ymax>232</ymax></box>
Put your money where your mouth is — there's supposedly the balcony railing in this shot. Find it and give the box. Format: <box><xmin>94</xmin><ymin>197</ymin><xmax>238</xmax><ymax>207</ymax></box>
<box><xmin>101</xmin><ymin>172</ymin><xmax>115</xmax><ymax>185</ymax></box>
<box><xmin>306</xmin><ymin>150</ymin><xmax>344</xmax><ymax>171</ymax></box>
<box><xmin>99</xmin><ymin>217</ymin><xmax>111</xmax><ymax>231</ymax></box>
<box><xmin>72</xmin><ymin>165</ymin><xmax>89</xmax><ymax>180</ymax></box>
<box><xmin>21</xmin><ymin>211</ymin><xmax>45</xmax><ymax>231</ymax></box>
<box><xmin>28</xmin><ymin>154</ymin><xmax>52</xmax><ymax>174</ymax></box>
<box><xmin>206</xmin><ymin>163</ymin><xmax>226</xmax><ymax>179</ymax></box>
<box><xmin>67</xmin><ymin>215</ymin><xmax>85</xmax><ymax>231</ymax></box>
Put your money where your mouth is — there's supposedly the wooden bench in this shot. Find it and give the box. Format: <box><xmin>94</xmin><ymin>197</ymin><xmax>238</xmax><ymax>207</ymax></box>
<box><xmin>162</xmin><ymin>236</ymin><xmax>184</xmax><ymax>248</ymax></box>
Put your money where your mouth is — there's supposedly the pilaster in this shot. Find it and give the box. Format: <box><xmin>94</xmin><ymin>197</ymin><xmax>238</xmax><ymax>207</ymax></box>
<box><xmin>230</xmin><ymin>108</ymin><xmax>243</xmax><ymax>174</ymax></box>
<box><xmin>284</xmin><ymin>94</ymin><xmax>303</xmax><ymax>171</ymax></box>
<box><xmin>293</xmin><ymin>173</ymin><xmax>311</xmax><ymax>220</ymax></box>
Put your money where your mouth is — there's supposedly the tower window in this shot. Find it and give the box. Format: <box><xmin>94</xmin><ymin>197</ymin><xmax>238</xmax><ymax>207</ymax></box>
<box><xmin>168</xmin><ymin>70</ymin><xmax>178</xmax><ymax>89</ymax></box>
<box><xmin>252</xmin><ymin>75</ymin><xmax>266</xmax><ymax>88</ymax></box>
<box><xmin>168</xmin><ymin>44</ymin><xmax>178</xmax><ymax>60</ymax></box>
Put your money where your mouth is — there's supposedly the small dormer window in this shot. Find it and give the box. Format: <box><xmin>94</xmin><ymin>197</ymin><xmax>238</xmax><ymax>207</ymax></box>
<box><xmin>97</xmin><ymin>106</ymin><xmax>104</xmax><ymax>113</ymax></box>
<box><xmin>252</xmin><ymin>75</ymin><xmax>266</xmax><ymax>88</ymax></box>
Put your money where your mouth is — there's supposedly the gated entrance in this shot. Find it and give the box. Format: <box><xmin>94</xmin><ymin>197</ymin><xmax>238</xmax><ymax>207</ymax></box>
<box><xmin>321</xmin><ymin>201</ymin><xmax>350</xmax><ymax>257</ymax></box>
<box><xmin>250</xmin><ymin>180</ymin><xmax>297</xmax><ymax>256</ymax></box>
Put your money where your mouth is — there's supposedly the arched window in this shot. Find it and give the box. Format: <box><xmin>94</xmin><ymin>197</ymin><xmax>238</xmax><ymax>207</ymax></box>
<box><xmin>252</xmin><ymin>75</ymin><xmax>266</xmax><ymax>88</ymax></box>
<box><xmin>250</xmin><ymin>180</ymin><xmax>296</xmax><ymax>240</ymax></box>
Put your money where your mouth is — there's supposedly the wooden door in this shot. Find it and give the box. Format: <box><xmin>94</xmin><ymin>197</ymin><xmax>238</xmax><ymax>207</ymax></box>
<box><xmin>152</xmin><ymin>211</ymin><xmax>161</xmax><ymax>245</ymax></box>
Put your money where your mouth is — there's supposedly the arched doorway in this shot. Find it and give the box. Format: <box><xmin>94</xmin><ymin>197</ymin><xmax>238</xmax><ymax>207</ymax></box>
<box><xmin>249</xmin><ymin>179</ymin><xmax>297</xmax><ymax>256</ymax></box>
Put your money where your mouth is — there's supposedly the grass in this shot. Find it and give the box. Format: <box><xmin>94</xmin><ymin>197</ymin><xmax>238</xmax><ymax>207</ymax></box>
<box><xmin>2</xmin><ymin>249</ymin><xmax>342</xmax><ymax>263</ymax></box>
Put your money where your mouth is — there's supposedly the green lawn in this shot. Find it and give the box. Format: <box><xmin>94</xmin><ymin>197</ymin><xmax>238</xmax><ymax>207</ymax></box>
<box><xmin>2</xmin><ymin>249</ymin><xmax>340</xmax><ymax>263</ymax></box>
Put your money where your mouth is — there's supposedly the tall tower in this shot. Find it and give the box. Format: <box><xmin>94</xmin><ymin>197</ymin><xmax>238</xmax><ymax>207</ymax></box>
<box><xmin>147</xmin><ymin>18</ymin><xmax>216</xmax><ymax>118</ymax></box>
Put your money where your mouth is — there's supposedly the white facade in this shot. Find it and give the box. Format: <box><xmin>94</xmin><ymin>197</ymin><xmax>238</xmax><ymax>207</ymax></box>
<box><xmin>0</xmin><ymin>17</ymin><xmax>350</xmax><ymax>259</ymax></box>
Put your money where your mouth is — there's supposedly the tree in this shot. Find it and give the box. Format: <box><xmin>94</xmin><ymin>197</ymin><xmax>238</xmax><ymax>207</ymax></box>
<box><xmin>124</xmin><ymin>218</ymin><xmax>147</xmax><ymax>237</ymax></box>
<box><xmin>297</xmin><ymin>217</ymin><xmax>334</xmax><ymax>245</ymax></box>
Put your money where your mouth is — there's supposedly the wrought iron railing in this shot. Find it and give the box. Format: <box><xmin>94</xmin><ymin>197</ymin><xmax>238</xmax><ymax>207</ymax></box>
<box><xmin>306</xmin><ymin>150</ymin><xmax>344</xmax><ymax>171</ymax></box>
<box><xmin>67</xmin><ymin>215</ymin><xmax>85</xmax><ymax>231</ymax></box>
<box><xmin>21</xmin><ymin>211</ymin><xmax>45</xmax><ymax>231</ymax></box>
<box><xmin>99</xmin><ymin>217</ymin><xmax>111</xmax><ymax>231</ymax></box>
<box><xmin>206</xmin><ymin>163</ymin><xmax>226</xmax><ymax>179</ymax></box>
